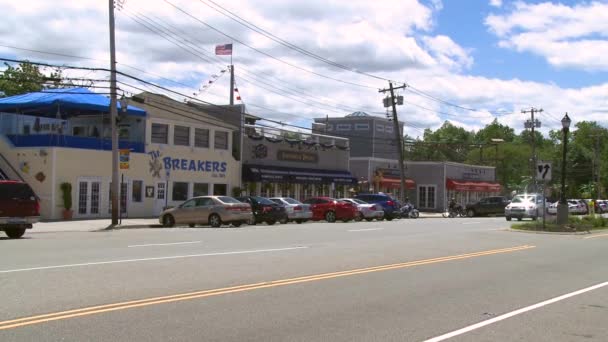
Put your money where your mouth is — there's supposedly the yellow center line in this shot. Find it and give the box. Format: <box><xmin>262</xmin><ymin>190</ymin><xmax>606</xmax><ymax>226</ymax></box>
<box><xmin>583</xmin><ymin>232</ymin><xmax>608</xmax><ymax>239</ymax></box>
<box><xmin>0</xmin><ymin>245</ymin><xmax>535</xmax><ymax>331</ymax></box>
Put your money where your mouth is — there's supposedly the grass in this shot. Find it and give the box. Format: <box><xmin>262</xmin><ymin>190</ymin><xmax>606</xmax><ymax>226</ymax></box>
<box><xmin>511</xmin><ymin>215</ymin><xmax>608</xmax><ymax>233</ymax></box>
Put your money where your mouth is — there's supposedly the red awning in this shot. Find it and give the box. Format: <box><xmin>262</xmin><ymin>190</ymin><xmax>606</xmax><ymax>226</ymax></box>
<box><xmin>379</xmin><ymin>177</ymin><xmax>415</xmax><ymax>190</ymax></box>
<box><xmin>446</xmin><ymin>179</ymin><xmax>501</xmax><ymax>192</ymax></box>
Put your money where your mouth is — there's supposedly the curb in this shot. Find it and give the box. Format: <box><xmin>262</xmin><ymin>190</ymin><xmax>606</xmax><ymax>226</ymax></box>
<box><xmin>506</xmin><ymin>228</ymin><xmax>591</xmax><ymax>236</ymax></box>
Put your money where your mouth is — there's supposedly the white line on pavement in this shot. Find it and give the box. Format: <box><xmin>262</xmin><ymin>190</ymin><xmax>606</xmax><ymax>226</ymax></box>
<box><xmin>128</xmin><ymin>241</ymin><xmax>202</xmax><ymax>248</ymax></box>
<box><xmin>347</xmin><ymin>228</ymin><xmax>384</xmax><ymax>232</ymax></box>
<box><xmin>583</xmin><ymin>232</ymin><xmax>608</xmax><ymax>239</ymax></box>
<box><xmin>0</xmin><ymin>246</ymin><xmax>309</xmax><ymax>274</ymax></box>
<box><xmin>461</xmin><ymin>222</ymin><xmax>481</xmax><ymax>225</ymax></box>
<box><xmin>423</xmin><ymin>280</ymin><xmax>608</xmax><ymax>342</ymax></box>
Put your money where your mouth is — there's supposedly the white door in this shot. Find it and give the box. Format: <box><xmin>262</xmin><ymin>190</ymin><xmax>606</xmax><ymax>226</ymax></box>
<box><xmin>76</xmin><ymin>178</ymin><xmax>102</xmax><ymax>217</ymax></box>
<box><xmin>154</xmin><ymin>182</ymin><xmax>167</xmax><ymax>216</ymax></box>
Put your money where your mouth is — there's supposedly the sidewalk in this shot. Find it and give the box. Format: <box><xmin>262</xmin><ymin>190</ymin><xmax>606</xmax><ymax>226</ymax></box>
<box><xmin>32</xmin><ymin>218</ymin><xmax>159</xmax><ymax>233</ymax></box>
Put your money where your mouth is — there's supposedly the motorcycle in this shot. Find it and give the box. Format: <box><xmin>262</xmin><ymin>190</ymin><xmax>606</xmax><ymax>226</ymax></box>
<box><xmin>442</xmin><ymin>204</ymin><xmax>466</xmax><ymax>218</ymax></box>
<box><xmin>399</xmin><ymin>203</ymin><xmax>420</xmax><ymax>219</ymax></box>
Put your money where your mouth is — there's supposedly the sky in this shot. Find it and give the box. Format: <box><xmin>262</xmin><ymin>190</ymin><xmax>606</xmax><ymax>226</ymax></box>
<box><xmin>0</xmin><ymin>0</ymin><xmax>607</xmax><ymax>137</ymax></box>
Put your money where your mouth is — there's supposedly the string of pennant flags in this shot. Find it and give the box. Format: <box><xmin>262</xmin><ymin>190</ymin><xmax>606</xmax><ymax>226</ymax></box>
<box><xmin>193</xmin><ymin>68</ymin><xmax>228</xmax><ymax>97</ymax></box>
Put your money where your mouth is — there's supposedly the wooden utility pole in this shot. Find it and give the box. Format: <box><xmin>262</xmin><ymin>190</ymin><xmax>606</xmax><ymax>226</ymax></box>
<box><xmin>109</xmin><ymin>0</ymin><xmax>119</xmax><ymax>225</ymax></box>
<box><xmin>379</xmin><ymin>82</ymin><xmax>406</xmax><ymax>202</ymax></box>
<box><xmin>522</xmin><ymin>107</ymin><xmax>543</xmax><ymax>192</ymax></box>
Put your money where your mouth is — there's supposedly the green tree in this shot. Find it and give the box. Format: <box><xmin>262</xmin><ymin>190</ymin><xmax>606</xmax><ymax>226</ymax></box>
<box><xmin>0</xmin><ymin>62</ymin><xmax>62</xmax><ymax>96</ymax></box>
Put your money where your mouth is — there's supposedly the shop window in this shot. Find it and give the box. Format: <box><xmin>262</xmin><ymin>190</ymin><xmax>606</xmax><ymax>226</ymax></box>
<box><xmin>385</xmin><ymin>125</ymin><xmax>393</xmax><ymax>133</ymax></box>
<box><xmin>418</xmin><ymin>185</ymin><xmax>436</xmax><ymax>209</ymax></box>
<box><xmin>172</xmin><ymin>182</ymin><xmax>189</xmax><ymax>201</ymax></box>
<box><xmin>151</xmin><ymin>123</ymin><xmax>168</xmax><ymax>144</ymax></box>
<box><xmin>213</xmin><ymin>184</ymin><xmax>227</xmax><ymax>196</ymax></box>
<box><xmin>78</xmin><ymin>181</ymin><xmax>88</xmax><ymax>215</ymax></box>
<box><xmin>157</xmin><ymin>182</ymin><xmax>166</xmax><ymax>200</ymax></box>
<box><xmin>174</xmin><ymin>125</ymin><xmax>190</xmax><ymax>146</ymax></box>
<box><xmin>132</xmin><ymin>180</ymin><xmax>143</xmax><ymax>203</ymax></box>
<box><xmin>214</xmin><ymin>131</ymin><xmax>229</xmax><ymax>150</ymax></box>
<box><xmin>336</xmin><ymin>124</ymin><xmax>351</xmax><ymax>131</ymax></box>
<box><xmin>193</xmin><ymin>183</ymin><xmax>209</xmax><ymax>197</ymax></box>
<box><xmin>194</xmin><ymin>128</ymin><xmax>210</xmax><ymax>148</ymax></box>
<box><xmin>354</xmin><ymin>123</ymin><xmax>369</xmax><ymax>131</ymax></box>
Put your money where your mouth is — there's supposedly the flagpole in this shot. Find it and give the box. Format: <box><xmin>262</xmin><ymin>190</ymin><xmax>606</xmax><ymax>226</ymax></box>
<box><xmin>229</xmin><ymin>42</ymin><xmax>234</xmax><ymax>106</ymax></box>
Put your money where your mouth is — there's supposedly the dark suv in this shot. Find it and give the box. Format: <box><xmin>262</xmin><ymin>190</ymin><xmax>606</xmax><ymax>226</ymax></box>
<box><xmin>465</xmin><ymin>196</ymin><xmax>510</xmax><ymax>217</ymax></box>
<box><xmin>0</xmin><ymin>181</ymin><xmax>40</xmax><ymax>238</ymax></box>
<box><xmin>235</xmin><ymin>196</ymin><xmax>287</xmax><ymax>225</ymax></box>
<box><xmin>354</xmin><ymin>193</ymin><xmax>400</xmax><ymax>220</ymax></box>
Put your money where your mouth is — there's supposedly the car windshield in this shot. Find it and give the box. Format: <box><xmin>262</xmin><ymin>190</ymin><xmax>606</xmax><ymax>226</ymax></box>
<box><xmin>254</xmin><ymin>197</ymin><xmax>275</xmax><ymax>205</ymax></box>
<box><xmin>283</xmin><ymin>198</ymin><xmax>301</xmax><ymax>205</ymax></box>
<box><xmin>216</xmin><ymin>196</ymin><xmax>241</xmax><ymax>204</ymax></box>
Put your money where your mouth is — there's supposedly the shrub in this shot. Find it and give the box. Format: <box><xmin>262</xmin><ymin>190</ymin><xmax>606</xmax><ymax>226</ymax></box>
<box><xmin>60</xmin><ymin>182</ymin><xmax>72</xmax><ymax>210</ymax></box>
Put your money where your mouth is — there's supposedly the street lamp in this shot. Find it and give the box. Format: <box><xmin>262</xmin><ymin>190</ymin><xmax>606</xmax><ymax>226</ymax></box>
<box><xmin>557</xmin><ymin>113</ymin><xmax>571</xmax><ymax>225</ymax></box>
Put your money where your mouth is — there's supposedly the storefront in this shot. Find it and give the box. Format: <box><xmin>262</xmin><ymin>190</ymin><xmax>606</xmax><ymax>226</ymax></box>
<box><xmin>241</xmin><ymin>125</ymin><xmax>356</xmax><ymax>200</ymax></box>
<box><xmin>349</xmin><ymin>157</ymin><xmax>416</xmax><ymax>200</ymax></box>
<box><xmin>0</xmin><ymin>89</ymin><xmax>240</xmax><ymax>220</ymax></box>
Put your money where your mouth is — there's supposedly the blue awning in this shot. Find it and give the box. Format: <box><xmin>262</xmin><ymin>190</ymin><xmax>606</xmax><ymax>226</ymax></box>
<box><xmin>243</xmin><ymin>164</ymin><xmax>356</xmax><ymax>185</ymax></box>
<box><xmin>0</xmin><ymin>88</ymin><xmax>146</xmax><ymax>117</ymax></box>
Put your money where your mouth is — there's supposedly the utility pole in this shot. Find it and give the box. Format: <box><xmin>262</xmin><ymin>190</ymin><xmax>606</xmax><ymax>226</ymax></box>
<box><xmin>109</xmin><ymin>0</ymin><xmax>119</xmax><ymax>226</ymax></box>
<box><xmin>591</xmin><ymin>133</ymin><xmax>602</xmax><ymax>198</ymax></box>
<box><xmin>522</xmin><ymin>107</ymin><xmax>543</xmax><ymax>192</ymax></box>
<box><xmin>379</xmin><ymin>82</ymin><xmax>406</xmax><ymax>202</ymax></box>
<box><xmin>229</xmin><ymin>64</ymin><xmax>235</xmax><ymax>105</ymax></box>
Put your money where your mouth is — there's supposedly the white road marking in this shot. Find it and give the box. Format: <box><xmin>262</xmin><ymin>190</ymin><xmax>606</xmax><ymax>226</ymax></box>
<box><xmin>128</xmin><ymin>241</ymin><xmax>202</xmax><ymax>248</ymax></box>
<box><xmin>423</xmin><ymin>281</ymin><xmax>608</xmax><ymax>342</ymax></box>
<box><xmin>347</xmin><ymin>228</ymin><xmax>384</xmax><ymax>232</ymax></box>
<box><xmin>0</xmin><ymin>246</ymin><xmax>309</xmax><ymax>274</ymax></box>
<box><xmin>583</xmin><ymin>232</ymin><xmax>608</xmax><ymax>239</ymax></box>
<box><xmin>461</xmin><ymin>222</ymin><xmax>481</xmax><ymax>225</ymax></box>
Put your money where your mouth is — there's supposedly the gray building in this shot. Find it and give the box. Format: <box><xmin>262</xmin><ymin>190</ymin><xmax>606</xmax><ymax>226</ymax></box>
<box><xmin>313</xmin><ymin>112</ymin><xmax>404</xmax><ymax>160</ymax></box>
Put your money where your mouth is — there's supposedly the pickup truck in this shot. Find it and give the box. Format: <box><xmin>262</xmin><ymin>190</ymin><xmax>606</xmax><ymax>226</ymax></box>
<box><xmin>0</xmin><ymin>180</ymin><xmax>40</xmax><ymax>238</ymax></box>
<box><xmin>465</xmin><ymin>196</ymin><xmax>510</xmax><ymax>217</ymax></box>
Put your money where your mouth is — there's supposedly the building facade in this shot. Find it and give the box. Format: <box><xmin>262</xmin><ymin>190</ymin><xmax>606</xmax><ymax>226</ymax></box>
<box><xmin>0</xmin><ymin>89</ymin><xmax>241</xmax><ymax>220</ymax></box>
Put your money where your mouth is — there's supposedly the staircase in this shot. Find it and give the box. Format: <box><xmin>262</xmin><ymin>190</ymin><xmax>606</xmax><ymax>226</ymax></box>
<box><xmin>0</xmin><ymin>153</ymin><xmax>24</xmax><ymax>181</ymax></box>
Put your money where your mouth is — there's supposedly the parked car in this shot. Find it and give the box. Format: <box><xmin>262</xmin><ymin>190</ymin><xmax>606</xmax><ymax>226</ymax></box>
<box><xmin>505</xmin><ymin>193</ymin><xmax>546</xmax><ymax>221</ymax></box>
<box><xmin>597</xmin><ymin>200</ymin><xmax>608</xmax><ymax>213</ymax></box>
<box><xmin>465</xmin><ymin>196</ymin><xmax>510</xmax><ymax>217</ymax></box>
<box><xmin>159</xmin><ymin>196</ymin><xmax>252</xmax><ymax>228</ymax></box>
<box><xmin>353</xmin><ymin>193</ymin><xmax>400</xmax><ymax>220</ymax></box>
<box><xmin>547</xmin><ymin>201</ymin><xmax>579</xmax><ymax>215</ymax></box>
<box><xmin>302</xmin><ymin>197</ymin><xmax>358</xmax><ymax>223</ymax></box>
<box><xmin>339</xmin><ymin>198</ymin><xmax>384</xmax><ymax>221</ymax></box>
<box><xmin>0</xmin><ymin>180</ymin><xmax>40</xmax><ymax>239</ymax></box>
<box><xmin>570</xmin><ymin>199</ymin><xmax>588</xmax><ymax>215</ymax></box>
<box><xmin>236</xmin><ymin>196</ymin><xmax>288</xmax><ymax>225</ymax></box>
<box><xmin>269</xmin><ymin>197</ymin><xmax>313</xmax><ymax>223</ymax></box>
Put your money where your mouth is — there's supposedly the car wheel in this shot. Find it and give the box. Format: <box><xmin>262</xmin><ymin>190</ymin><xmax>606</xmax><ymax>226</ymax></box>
<box><xmin>232</xmin><ymin>221</ymin><xmax>242</xmax><ymax>227</ymax></box>
<box><xmin>209</xmin><ymin>214</ymin><xmax>222</xmax><ymax>228</ymax></box>
<box><xmin>365</xmin><ymin>218</ymin><xmax>374</xmax><ymax>222</ymax></box>
<box><xmin>467</xmin><ymin>209</ymin><xmax>475</xmax><ymax>218</ymax></box>
<box><xmin>506</xmin><ymin>216</ymin><xmax>512</xmax><ymax>221</ymax></box>
<box><xmin>517</xmin><ymin>217</ymin><xmax>523</xmax><ymax>221</ymax></box>
<box><xmin>279</xmin><ymin>217</ymin><xmax>288</xmax><ymax>224</ymax></box>
<box><xmin>385</xmin><ymin>216</ymin><xmax>393</xmax><ymax>221</ymax></box>
<box><xmin>5</xmin><ymin>227</ymin><xmax>26</xmax><ymax>239</ymax></box>
<box><xmin>341</xmin><ymin>218</ymin><xmax>351</xmax><ymax>223</ymax></box>
<box><xmin>295</xmin><ymin>219</ymin><xmax>303</xmax><ymax>224</ymax></box>
<box><xmin>162</xmin><ymin>214</ymin><xmax>175</xmax><ymax>228</ymax></box>
<box><xmin>355</xmin><ymin>212</ymin><xmax>364</xmax><ymax>222</ymax></box>
<box><xmin>266</xmin><ymin>219</ymin><xmax>276</xmax><ymax>225</ymax></box>
<box><xmin>325</xmin><ymin>211</ymin><xmax>336</xmax><ymax>223</ymax></box>
<box><xmin>188</xmin><ymin>223</ymin><xmax>195</xmax><ymax>228</ymax></box>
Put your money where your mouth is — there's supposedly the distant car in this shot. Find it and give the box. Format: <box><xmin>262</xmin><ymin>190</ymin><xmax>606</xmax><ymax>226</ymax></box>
<box><xmin>269</xmin><ymin>197</ymin><xmax>313</xmax><ymax>223</ymax></box>
<box><xmin>597</xmin><ymin>200</ymin><xmax>608</xmax><ymax>213</ymax></box>
<box><xmin>465</xmin><ymin>196</ymin><xmax>510</xmax><ymax>217</ymax></box>
<box><xmin>0</xmin><ymin>180</ymin><xmax>40</xmax><ymax>239</ymax></box>
<box><xmin>159</xmin><ymin>196</ymin><xmax>252</xmax><ymax>228</ymax></box>
<box><xmin>547</xmin><ymin>201</ymin><xmax>578</xmax><ymax>215</ymax></box>
<box><xmin>570</xmin><ymin>199</ymin><xmax>588</xmax><ymax>215</ymax></box>
<box><xmin>302</xmin><ymin>197</ymin><xmax>358</xmax><ymax>223</ymax></box>
<box><xmin>338</xmin><ymin>198</ymin><xmax>384</xmax><ymax>221</ymax></box>
<box><xmin>505</xmin><ymin>193</ymin><xmax>546</xmax><ymax>221</ymax></box>
<box><xmin>236</xmin><ymin>196</ymin><xmax>288</xmax><ymax>225</ymax></box>
<box><xmin>353</xmin><ymin>193</ymin><xmax>400</xmax><ymax>220</ymax></box>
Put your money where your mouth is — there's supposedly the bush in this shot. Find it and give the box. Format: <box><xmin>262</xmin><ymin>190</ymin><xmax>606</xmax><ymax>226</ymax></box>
<box><xmin>513</xmin><ymin>215</ymin><xmax>608</xmax><ymax>232</ymax></box>
<box><xmin>60</xmin><ymin>182</ymin><xmax>72</xmax><ymax>210</ymax></box>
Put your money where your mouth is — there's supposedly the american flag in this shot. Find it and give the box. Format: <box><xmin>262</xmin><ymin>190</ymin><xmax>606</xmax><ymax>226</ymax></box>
<box><xmin>215</xmin><ymin>44</ymin><xmax>233</xmax><ymax>55</ymax></box>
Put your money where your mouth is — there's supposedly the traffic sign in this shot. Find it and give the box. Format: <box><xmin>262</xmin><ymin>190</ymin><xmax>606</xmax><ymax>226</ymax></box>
<box><xmin>536</xmin><ymin>162</ymin><xmax>552</xmax><ymax>182</ymax></box>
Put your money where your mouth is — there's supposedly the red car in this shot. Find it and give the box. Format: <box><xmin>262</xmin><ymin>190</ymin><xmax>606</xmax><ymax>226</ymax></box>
<box><xmin>0</xmin><ymin>180</ymin><xmax>40</xmax><ymax>238</ymax></box>
<box><xmin>302</xmin><ymin>197</ymin><xmax>358</xmax><ymax>223</ymax></box>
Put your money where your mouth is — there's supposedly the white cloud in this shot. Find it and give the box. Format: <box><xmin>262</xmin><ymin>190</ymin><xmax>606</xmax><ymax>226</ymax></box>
<box><xmin>489</xmin><ymin>0</ymin><xmax>502</xmax><ymax>8</ymax></box>
<box><xmin>485</xmin><ymin>1</ymin><xmax>608</xmax><ymax>71</ymax></box>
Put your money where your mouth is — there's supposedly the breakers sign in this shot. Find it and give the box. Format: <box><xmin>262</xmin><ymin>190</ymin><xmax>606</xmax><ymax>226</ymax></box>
<box><xmin>277</xmin><ymin>150</ymin><xmax>318</xmax><ymax>163</ymax></box>
<box><xmin>148</xmin><ymin>150</ymin><xmax>227</xmax><ymax>178</ymax></box>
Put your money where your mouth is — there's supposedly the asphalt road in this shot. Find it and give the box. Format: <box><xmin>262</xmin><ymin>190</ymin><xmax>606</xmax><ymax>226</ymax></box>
<box><xmin>1</xmin><ymin>217</ymin><xmax>607</xmax><ymax>341</ymax></box>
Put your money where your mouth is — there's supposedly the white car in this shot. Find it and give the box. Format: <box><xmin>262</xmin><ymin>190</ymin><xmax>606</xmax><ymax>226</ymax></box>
<box><xmin>547</xmin><ymin>201</ymin><xmax>578</xmax><ymax>215</ymax></box>
<box><xmin>269</xmin><ymin>197</ymin><xmax>313</xmax><ymax>223</ymax></box>
<box><xmin>339</xmin><ymin>198</ymin><xmax>384</xmax><ymax>221</ymax></box>
<box><xmin>505</xmin><ymin>194</ymin><xmax>546</xmax><ymax>221</ymax></box>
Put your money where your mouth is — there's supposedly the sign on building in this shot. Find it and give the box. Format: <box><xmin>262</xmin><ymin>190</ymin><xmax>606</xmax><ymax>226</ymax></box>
<box><xmin>119</xmin><ymin>149</ymin><xmax>130</xmax><ymax>170</ymax></box>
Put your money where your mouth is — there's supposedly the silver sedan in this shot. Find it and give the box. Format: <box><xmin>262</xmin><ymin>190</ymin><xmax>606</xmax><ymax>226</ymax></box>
<box><xmin>269</xmin><ymin>197</ymin><xmax>313</xmax><ymax>223</ymax></box>
<box><xmin>339</xmin><ymin>198</ymin><xmax>384</xmax><ymax>221</ymax></box>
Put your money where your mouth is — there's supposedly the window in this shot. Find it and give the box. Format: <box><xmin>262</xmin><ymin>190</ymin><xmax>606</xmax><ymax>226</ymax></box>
<box><xmin>418</xmin><ymin>185</ymin><xmax>436</xmax><ymax>209</ymax></box>
<box><xmin>197</xmin><ymin>197</ymin><xmax>215</xmax><ymax>206</ymax></box>
<box><xmin>181</xmin><ymin>199</ymin><xmax>196</xmax><ymax>208</ymax></box>
<box><xmin>213</xmin><ymin>184</ymin><xmax>227</xmax><ymax>196</ymax></box>
<box><xmin>376</xmin><ymin>125</ymin><xmax>385</xmax><ymax>132</ymax></box>
<box><xmin>78</xmin><ymin>182</ymin><xmax>88</xmax><ymax>215</ymax></box>
<box><xmin>214</xmin><ymin>131</ymin><xmax>229</xmax><ymax>150</ymax></box>
<box><xmin>193</xmin><ymin>183</ymin><xmax>209</xmax><ymax>197</ymax></box>
<box><xmin>217</xmin><ymin>196</ymin><xmax>240</xmax><ymax>204</ymax></box>
<box><xmin>354</xmin><ymin>123</ymin><xmax>369</xmax><ymax>131</ymax></box>
<box><xmin>132</xmin><ymin>180</ymin><xmax>143</xmax><ymax>203</ymax></box>
<box><xmin>336</xmin><ymin>124</ymin><xmax>351</xmax><ymax>131</ymax></box>
<box><xmin>385</xmin><ymin>125</ymin><xmax>393</xmax><ymax>133</ymax></box>
<box><xmin>172</xmin><ymin>182</ymin><xmax>189</xmax><ymax>201</ymax></box>
<box><xmin>174</xmin><ymin>125</ymin><xmax>190</xmax><ymax>146</ymax></box>
<box><xmin>194</xmin><ymin>128</ymin><xmax>210</xmax><ymax>148</ymax></box>
<box><xmin>157</xmin><ymin>183</ymin><xmax>165</xmax><ymax>200</ymax></box>
<box><xmin>151</xmin><ymin>123</ymin><xmax>169</xmax><ymax>144</ymax></box>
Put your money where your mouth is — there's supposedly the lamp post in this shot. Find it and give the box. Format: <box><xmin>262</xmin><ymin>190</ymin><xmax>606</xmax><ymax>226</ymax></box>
<box><xmin>557</xmin><ymin>113</ymin><xmax>571</xmax><ymax>225</ymax></box>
